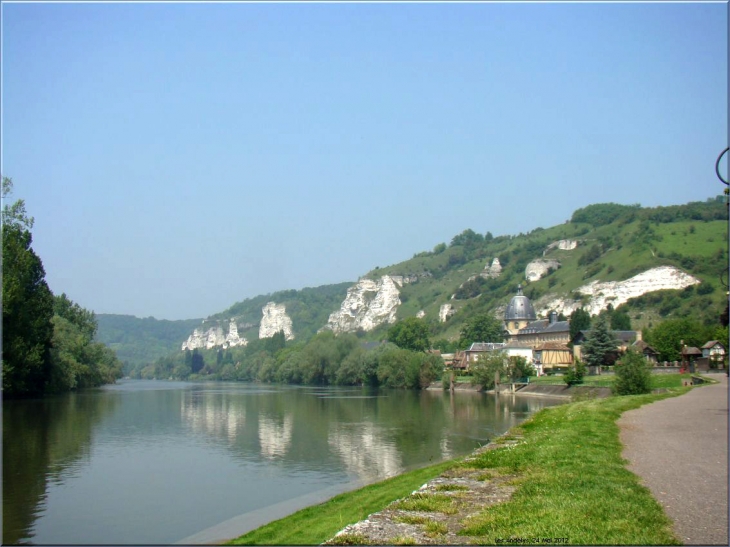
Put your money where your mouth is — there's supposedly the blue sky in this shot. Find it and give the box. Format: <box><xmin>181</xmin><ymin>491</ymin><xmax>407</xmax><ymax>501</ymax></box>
<box><xmin>2</xmin><ymin>2</ymin><xmax>727</xmax><ymax>320</ymax></box>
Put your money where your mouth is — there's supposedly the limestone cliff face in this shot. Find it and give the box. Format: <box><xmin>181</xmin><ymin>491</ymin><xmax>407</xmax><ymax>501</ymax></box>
<box><xmin>259</xmin><ymin>302</ymin><xmax>295</xmax><ymax>340</ymax></box>
<box><xmin>439</xmin><ymin>304</ymin><xmax>455</xmax><ymax>323</ymax></box>
<box><xmin>536</xmin><ymin>266</ymin><xmax>700</xmax><ymax>317</ymax></box>
<box><xmin>182</xmin><ymin>319</ymin><xmax>248</xmax><ymax>351</ymax></box>
<box><xmin>322</xmin><ymin>276</ymin><xmax>401</xmax><ymax>334</ymax></box>
<box><xmin>484</xmin><ymin>258</ymin><xmax>502</xmax><ymax>278</ymax></box>
<box><xmin>544</xmin><ymin>239</ymin><xmax>579</xmax><ymax>254</ymax></box>
<box><xmin>525</xmin><ymin>259</ymin><xmax>561</xmax><ymax>282</ymax></box>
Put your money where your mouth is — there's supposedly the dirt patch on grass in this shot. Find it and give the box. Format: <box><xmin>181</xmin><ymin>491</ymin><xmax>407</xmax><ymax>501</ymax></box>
<box><xmin>324</xmin><ymin>440</ymin><xmax>520</xmax><ymax>545</ymax></box>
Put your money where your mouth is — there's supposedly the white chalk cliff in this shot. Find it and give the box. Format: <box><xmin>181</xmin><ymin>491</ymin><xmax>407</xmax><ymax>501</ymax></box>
<box><xmin>439</xmin><ymin>303</ymin><xmax>455</xmax><ymax>323</ymax></box>
<box><xmin>260</xmin><ymin>302</ymin><xmax>295</xmax><ymax>340</ymax></box>
<box><xmin>537</xmin><ymin>266</ymin><xmax>701</xmax><ymax>317</ymax></box>
<box><xmin>322</xmin><ymin>276</ymin><xmax>401</xmax><ymax>334</ymax></box>
<box><xmin>182</xmin><ymin>319</ymin><xmax>248</xmax><ymax>351</ymax></box>
<box><xmin>525</xmin><ymin>259</ymin><xmax>561</xmax><ymax>282</ymax></box>
<box><xmin>544</xmin><ymin>239</ymin><xmax>579</xmax><ymax>254</ymax></box>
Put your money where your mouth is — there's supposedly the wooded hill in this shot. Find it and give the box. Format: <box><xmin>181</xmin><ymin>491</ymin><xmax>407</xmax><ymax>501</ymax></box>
<box><xmin>97</xmin><ymin>196</ymin><xmax>728</xmax><ymax>371</ymax></box>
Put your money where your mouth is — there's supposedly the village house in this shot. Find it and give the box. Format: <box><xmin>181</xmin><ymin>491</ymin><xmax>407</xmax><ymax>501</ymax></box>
<box><xmin>701</xmin><ymin>340</ymin><xmax>726</xmax><ymax>364</ymax></box>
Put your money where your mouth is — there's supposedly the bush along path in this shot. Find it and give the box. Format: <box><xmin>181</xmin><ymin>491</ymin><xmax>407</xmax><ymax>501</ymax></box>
<box><xmin>323</xmin><ymin>391</ymin><xmax>688</xmax><ymax>546</ymax></box>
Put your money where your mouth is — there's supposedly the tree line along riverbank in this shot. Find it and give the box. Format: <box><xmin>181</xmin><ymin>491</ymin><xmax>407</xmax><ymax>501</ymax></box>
<box><xmin>226</xmin><ymin>382</ymin><xmax>709</xmax><ymax>545</ymax></box>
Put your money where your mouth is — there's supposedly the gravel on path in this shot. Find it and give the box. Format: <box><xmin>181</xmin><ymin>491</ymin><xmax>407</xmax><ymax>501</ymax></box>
<box><xmin>618</xmin><ymin>373</ymin><xmax>728</xmax><ymax>546</ymax></box>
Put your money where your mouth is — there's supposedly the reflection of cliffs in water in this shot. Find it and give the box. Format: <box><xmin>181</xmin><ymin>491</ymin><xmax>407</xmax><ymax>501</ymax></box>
<box><xmin>258</xmin><ymin>415</ymin><xmax>294</xmax><ymax>458</ymax></box>
<box><xmin>328</xmin><ymin>423</ymin><xmax>401</xmax><ymax>480</ymax></box>
<box><xmin>180</xmin><ymin>392</ymin><xmax>246</xmax><ymax>444</ymax></box>
<box><xmin>176</xmin><ymin>387</ymin><xmax>563</xmax><ymax>482</ymax></box>
<box><xmin>2</xmin><ymin>394</ymin><xmax>119</xmax><ymax>545</ymax></box>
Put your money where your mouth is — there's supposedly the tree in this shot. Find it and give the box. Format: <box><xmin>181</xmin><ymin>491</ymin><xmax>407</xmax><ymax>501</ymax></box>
<box><xmin>387</xmin><ymin>317</ymin><xmax>430</xmax><ymax>352</ymax></box>
<box><xmin>613</xmin><ymin>349</ymin><xmax>652</xmax><ymax>395</ymax></box>
<box><xmin>2</xmin><ymin>178</ymin><xmax>55</xmax><ymax>397</ymax></box>
<box><xmin>470</xmin><ymin>351</ymin><xmax>509</xmax><ymax>390</ymax></box>
<box><xmin>191</xmin><ymin>349</ymin><xmax>205</xmax><ymax>373</ymax></box>
<box><xmin>459</xmin><ymin>313</ymin><xmax>503</xmax><ymax>349</ymax></box>
<box><xmin>610</xmin><ymin>309</ymin><xmax>632</xmax><ymax>331</ymax></box>
<box><xmin>581</xmin><ymin>315</ymin><xmax>618</xmax><ymax>368</ymax></box>
<box><xmin>508</xmin><ymin>356</ymin><xmax>536</xmax><ymax>381</ymax></box>
<box><xmin>569</xmin><ymin>308</ymin><xmax>591</xmax><ymax>342</ymax></box>
<box><xmin>646</xmin><ymin>318</ymin><xmax>705</xmax><ymax>362</ymax></box>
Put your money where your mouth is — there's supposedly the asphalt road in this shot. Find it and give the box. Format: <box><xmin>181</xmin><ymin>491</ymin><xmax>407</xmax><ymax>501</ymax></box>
<box><xmin>618</xmin><ymin>373</ymin><xmax>728</xmax><ymax>545</ymax></box>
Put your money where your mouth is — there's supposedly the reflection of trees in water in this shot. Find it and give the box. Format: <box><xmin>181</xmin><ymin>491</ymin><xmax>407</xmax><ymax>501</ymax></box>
<box><xmin>2</xmin><ymin>393</ymin><xmax>119</xmax><ymax>545</ymax></box>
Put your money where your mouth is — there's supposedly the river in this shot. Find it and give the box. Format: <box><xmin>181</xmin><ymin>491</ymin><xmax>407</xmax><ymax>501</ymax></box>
<box><xmin>2</xmin><ymin>379</ymin><xmax>563</xmax><ymax>545</ymax></box>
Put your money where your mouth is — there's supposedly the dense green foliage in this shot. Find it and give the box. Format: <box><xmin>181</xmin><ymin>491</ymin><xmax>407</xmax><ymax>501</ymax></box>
<box><xmin>2</xmin><ymin>223</ymin><xmax>55</xmax><ymax>397</ymax></box>
<box><xmin>458</xmin><ymin>313</ymin><xmax>503</xmax><ymax>349</ymax></box>
<box><xmin>643</xmin><ymin>317</ymin><xmax>711</xmax><ymax>362</ymax></box>
<box><xmin>2</xmin><ymin>178</ymin><xmax>122</xmax><ymax>397</ymax></box>
<box><xmin>612</xmin><ymin>349</ymin><xmax>652</xmax><ymax>395</ymax></box>
<box><xmin>568</xmin><ymin>308</ymin><xmax>591</xmax><ymax>341</ymax></box>
<box><xmin>470</xmin><ymin>351</ymin><xmax>509</xmax><ymax>389</ymax></box>
<box><xmin>135</xmin><ymin>330</ymin><xmax>442</xmax><ymax>389</ymax></box>
<box><xmin>387</xmin><ymin>317</ymin><xmax>430</xmax><ymax>352</ymax></box>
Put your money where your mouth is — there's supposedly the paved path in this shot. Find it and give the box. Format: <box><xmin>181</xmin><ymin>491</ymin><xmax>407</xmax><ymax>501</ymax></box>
<box><xmin>618</xmin><ymin>374</ymin><xmax>728</xmax><ymax>545</ymax></box>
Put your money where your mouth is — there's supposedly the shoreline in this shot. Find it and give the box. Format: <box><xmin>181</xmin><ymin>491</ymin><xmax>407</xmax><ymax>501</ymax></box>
<box><xmin>226</xmin><ymin>386</ymin><xmax>692</xmax><ymax>546</ymax></box>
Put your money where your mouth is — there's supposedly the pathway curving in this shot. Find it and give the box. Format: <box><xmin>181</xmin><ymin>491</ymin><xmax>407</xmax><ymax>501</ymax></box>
<box><xmin>618</xmin><ymin>373</ymin><xmax>728</xmax><ymax>545</ymax></box>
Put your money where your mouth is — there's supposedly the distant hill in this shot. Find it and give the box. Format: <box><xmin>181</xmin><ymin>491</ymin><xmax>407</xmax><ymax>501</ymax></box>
<box><xmin>95</xmin><ymin>315</ymin><xmax>202</xmax><ymax>372</ymax></box>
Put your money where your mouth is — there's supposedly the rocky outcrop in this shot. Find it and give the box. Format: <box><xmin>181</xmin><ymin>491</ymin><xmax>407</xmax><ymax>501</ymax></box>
<box><xmin>224</xmin><ymin>320</ymin><xmax>248</xmax><ymax>348</ymax></box>
<box><xmin>322</xmin><ymin>276</ymin><xmax>401</xmax><ymax>334</ymax></box>
<box><xmin>483</xmin><ymin>258</ymin><xmax>502</xmax><ymax>278</ymax></box>
<box><xmin>416</xmin><ymin>310</ymin><xmax>426</xmax><ymax>319</ymax></box>
<box><xmin>259</xmin><ymin>302</ymin><xmax>295</xmax><ymax>340</ymax></box>
<box><xmin>439</xmin><ymin>303</ymin><xmax>455</xmax><ymax>323</ymax></box>
<box><xmin>537</xmin><ymin>266</ymin><xmax>701</xmax><ymax>317</ymax></box>
<box><xmin>525</xmin><ymin>259</ymin><xmax>561</xmax><ymax>282</ymax></box>
<box><xmin>544</xmin><ymin>239</ymin><xmax>579</xmax><ymax>255</ymax></box>
<box><xmin>182</xmin><ymin>319</ymin><xmax>248</xmax><ymax>351</ymax></box>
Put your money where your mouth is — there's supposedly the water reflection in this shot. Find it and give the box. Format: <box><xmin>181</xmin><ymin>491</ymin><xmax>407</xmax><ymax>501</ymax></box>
<box><xmin>259</xmin><ymin>414</ymin><xmax>293</xmax><ymax>458</ymax></box>
<box><xmin>4</xmin><ymin>381</ymin><xmax>563</xmax><ymax>545</ymax></box>
<box><xmin>2</xmin><ymin>391</ymin><xmax>119</xmax><ymax>545</ymax></box>
<box><xmin>328</xmin><ymin>422</ymin><xmax>402</xmax><ymax>480</ymax></box>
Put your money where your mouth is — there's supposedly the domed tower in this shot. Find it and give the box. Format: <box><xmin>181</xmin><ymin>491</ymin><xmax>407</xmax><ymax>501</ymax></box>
<box><xmin>504</xmin><ymin>284</ymin><xmax>537</xmax><ymax>334</ymax></box>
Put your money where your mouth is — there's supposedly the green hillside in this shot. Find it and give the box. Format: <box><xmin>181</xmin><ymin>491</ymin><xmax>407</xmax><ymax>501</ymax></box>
<box><xmin>97</xmin><ymin>196</ymin><xmax>728</xmax><ymax>370</ymax></box>
<box><xmin>362</xmin><ymin>197</ymin><xmax>728</xmax><ymax>341</ymax></box>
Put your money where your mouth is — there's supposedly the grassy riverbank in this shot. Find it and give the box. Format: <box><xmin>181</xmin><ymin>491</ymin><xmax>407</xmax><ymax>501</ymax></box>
<box><xmin>228</xmin><ymin>387</ymin><xmax>689</xmax><ymax>545</ymax></box>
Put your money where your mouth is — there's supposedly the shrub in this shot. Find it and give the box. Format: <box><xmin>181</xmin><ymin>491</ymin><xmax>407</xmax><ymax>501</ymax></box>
<box><xmin>564</xmin><ymin>359</ymin><xmax>586</xmax><ymax>386</ymax></box>
<box><xmin>612</xmin><ymin>350</ymin><xmax>652</xmax><ymax>395</ymax></box>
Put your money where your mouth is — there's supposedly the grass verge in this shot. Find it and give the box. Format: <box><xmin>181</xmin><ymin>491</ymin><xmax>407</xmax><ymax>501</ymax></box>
<box><xmin>453</xmin><ymin>389</ymin><xmax>688</xmax><ymax>545</ymax></box>
<box><xmin>225</xmin><ymin>461</ymin><xmax>453</xmax><ymax>545</ymax></box>
<box><xmin>228</xmin><ymin>387</ymin><xmax>690</xmax><ymax>545</ymax></box>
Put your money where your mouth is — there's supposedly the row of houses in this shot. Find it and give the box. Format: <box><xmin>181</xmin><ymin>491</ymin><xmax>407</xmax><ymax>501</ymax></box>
<box><xmin>445</xmin><ymin>285</ymin><xmax>726</xmax><ymax>374</ymax></box>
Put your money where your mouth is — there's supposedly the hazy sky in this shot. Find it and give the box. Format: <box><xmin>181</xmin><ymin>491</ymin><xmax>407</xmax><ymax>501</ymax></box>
<box><xmin>2</xmin><ymin>2</ymin><xmax>727</xmax><ymax>320</ymax></box>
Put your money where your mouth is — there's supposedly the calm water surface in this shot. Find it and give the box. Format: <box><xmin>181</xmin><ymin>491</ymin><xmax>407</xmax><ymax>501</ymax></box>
<box><xmin>3</xmin><ymin>380</ymin><xmax>563</xmax><ymax>545</ymax></box>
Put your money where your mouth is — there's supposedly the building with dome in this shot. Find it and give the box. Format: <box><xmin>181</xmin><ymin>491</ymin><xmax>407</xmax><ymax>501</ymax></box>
<box><xmin>503</xmin><ymin>284</ymin><xmax>537</xmax><ymax>335</ymax></box>
<box><xmin>503</xmin><ymin>285</ymin><xmax>573</xmax><ymax>371</ymax></box>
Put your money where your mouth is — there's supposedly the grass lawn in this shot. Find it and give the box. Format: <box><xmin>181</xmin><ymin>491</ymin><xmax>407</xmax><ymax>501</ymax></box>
<box><xmin>227</xmin><ymin>387</ymin><xmax>691</xmax><ymax>545</ymax></box>
<box><xmin>527</xmin><ymin>372</ymin><xmax>696</xmax><ymax>389</ymax></box>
